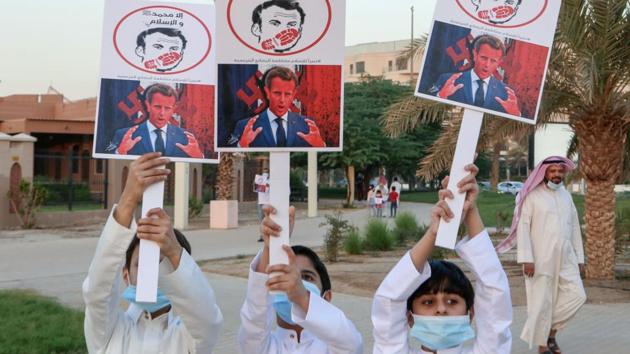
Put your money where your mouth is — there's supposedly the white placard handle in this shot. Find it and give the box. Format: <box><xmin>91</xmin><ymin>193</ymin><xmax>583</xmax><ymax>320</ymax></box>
<box><xmin>435</xmin><ymin>109</ymin><xmax>483</xmax><ymax>249</ymax></box>
<box><xmin>136</xmin><ymin>180</ymin><xmax>165</xmax><ymax>302</ymax></box>
<box><xmin>269</xmin><ymin>152</ymin><xmax>291</xmax><ymax>279</ymax></box>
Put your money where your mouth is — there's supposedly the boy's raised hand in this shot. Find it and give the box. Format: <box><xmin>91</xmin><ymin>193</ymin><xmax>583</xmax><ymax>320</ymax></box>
<box><xmin>137</xmin><ymin>208</ymin><xmax>183</xmax><ymax>268</ymax></box>
<box><xmin>114</xmin><ymin>153</ymin><xmax>170</xmax><ymax>228</ymax></box>
<box><xmin>256</xmin><ymin>204</ymin><xmax>295</xmax><ymax>273</ymax></box>
<box><xmin>266</xmin><ymin>245</ymin><xmax>310</xmax><ymax>312</ymax></box>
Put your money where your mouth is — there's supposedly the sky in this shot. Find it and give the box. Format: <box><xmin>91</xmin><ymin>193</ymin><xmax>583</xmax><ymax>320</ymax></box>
<box><xmin>0</xmin><ymin>0</ymin><xmax>435</xmax><ymax>101</ymax></box>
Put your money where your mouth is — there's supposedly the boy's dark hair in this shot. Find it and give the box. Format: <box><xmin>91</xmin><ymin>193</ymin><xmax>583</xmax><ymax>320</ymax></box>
<box><xmin>125</xmin><ymin>229</ymin><xmax>191</xmax><ymax>270</ymax></box>
<box><xmin>407</xmin><ymin>260</ymin><xmax>475</xmax><ymax>311</ymax></box>
<box><xmin>292</xmin><ymin>245</ymin><xmax>331</xmax><ymax>295</ymax></box>
<box><xmin>391</xmin><ymin>186</ymin><xmax>396</xmax><ymax>191</ymax></box>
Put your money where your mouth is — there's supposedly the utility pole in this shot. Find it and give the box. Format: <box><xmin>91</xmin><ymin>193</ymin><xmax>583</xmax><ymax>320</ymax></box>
<box><xmin>410</xmin><ymin>5</ymin><xmax>415</xmax><ymax>85</ymax></box>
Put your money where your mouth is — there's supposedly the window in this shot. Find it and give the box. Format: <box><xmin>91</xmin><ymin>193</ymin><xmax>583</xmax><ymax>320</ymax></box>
<box><xmin>396</xmin><ymin>58</ymin><xmax>408</xmax><ymax>71</ymax></box>
<box><xmin>356</xmin><ymin>61</ymin><xmax>365</xmax><ymax>74</ymax></box>
<box><xmin>388</xmin><ymin>60</ymin><xmax>393</xmax><ymax>72</ymax></box>
<box><xmin>349</xmin><ymin>64</ymin><xmax>354</xmax><ymax>75</ymax></box>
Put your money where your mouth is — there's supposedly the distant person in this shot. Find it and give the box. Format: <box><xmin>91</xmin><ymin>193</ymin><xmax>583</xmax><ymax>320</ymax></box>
<box><xmin>238</xmin><ymin>204</ymin><xmax>363</xmax><ymax>353</ymax></box>
<box><xmin>82</xmin><ymin>152</ymin><xmax>223</xmax><ymax>353</ymax></box>
<box><xmin>367</xmin><ymin>184</ymin><xmax>376</xmax><ymax>217</ymax></box>
<box><xmin>374</xmin><ymin>190</ymin><xmax>384</xmax><ymax>218</ymax></box>
<box><xmin>229</xmin><ymin>66</ymin><xmax>325</xmax><ymax>148</ymax></box>
<box><xmin>254</xmin><ymin>168</ymin><xmax>271</xmax><ymax>242</ymax></box>
<box><xmin>391</xmin><ymin>177</ymin><xmax>402</xmax><ymax>200</ymax></box>
<box><xmin>108</xmin><ymin>84</ymin><xmax>203</xmax><ymax>158</ymax></box>
<box><xmin>496</xmin><ymin>156</ymin><xmax>586</xmax><ymax>353</ymax></box>
<box><xmin>428</xmin><ymin>34</ymin><xmax>521</xmax><ymax>116</ymax></box>
<box><xmin>389</xmin><ymin>186</ymin><xmax>399</xmax><ymax>218</ymax></box>
<box><xmin>372</xmin><ymin>164</ymin><xmax>512</xmax><ymax>353</ymax></box>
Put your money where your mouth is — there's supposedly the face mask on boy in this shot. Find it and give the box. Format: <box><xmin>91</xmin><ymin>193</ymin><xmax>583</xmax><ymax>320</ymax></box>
<box><xmin>410</xmin><ymin>314</ymin><xmax>475</xmax><ymax>350</ymax></box>
<box><xmin>272</xmin><ymin>280</ymin><xmax>321</xmax><ymax>325</ymax></box>
<box><xmin>122</xmin><ymin>285</ymin><xmax>171</xmax><ymax>314</ymax></box>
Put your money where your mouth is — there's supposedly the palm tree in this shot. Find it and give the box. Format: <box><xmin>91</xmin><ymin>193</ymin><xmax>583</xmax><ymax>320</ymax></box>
<box><xmin>383</xmin><ymin>0</ymin><xmax>629</xmax><ymax>279</ymax></box>
<box><xmin>216</xmin><ymin>153</ymin><xmax>235</xmax><ymax>200</ymax></box>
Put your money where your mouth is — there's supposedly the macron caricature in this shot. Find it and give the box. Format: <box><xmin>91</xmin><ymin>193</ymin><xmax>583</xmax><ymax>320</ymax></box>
<box><xmin>136</xmin><ymin>27</ymin><xmax>187</xmax><ymax>72</ymax></box>
<box><xmin>251</xmin><ymin>0</ymin><xmax>305</xmax><ymax>53</ymax></box>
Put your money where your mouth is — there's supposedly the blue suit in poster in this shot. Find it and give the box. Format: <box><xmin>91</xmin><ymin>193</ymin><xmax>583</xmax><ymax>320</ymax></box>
<box><xmin>109</xmin><ymin>121</ymin><xmax>193</xmax><ymax>157</ymax></box>
<box><xmin>230</xmin><ymin>110</ymin><xmax>313</xmax><ymax>148</ymax></box>
<box><xmin>431</xmin><ymin>70</ymin><xmax>509</xmax><ymax>113</ymax></box>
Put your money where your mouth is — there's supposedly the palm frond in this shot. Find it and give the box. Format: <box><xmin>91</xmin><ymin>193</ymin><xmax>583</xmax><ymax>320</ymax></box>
<box><xmin>381</xmin><ymin>96</ymin><xmax>455</xmax><ymax>137</ymax></box>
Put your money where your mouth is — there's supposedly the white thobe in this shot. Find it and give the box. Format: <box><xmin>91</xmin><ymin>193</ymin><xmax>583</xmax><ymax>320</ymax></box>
<box><xmin>238</xmin><ymin>252</ymin><xmax>363</xmax><ymax>354</ymax></box>
<box><xmin>82</xmin><ymin>206</ymin><xmax>223</xmax><ymax>354</ymax></box>
<box><xmin>517</xmin><ymin>185</ymin><xmax>586</xmax><ymax>348</ymax></box>
<box><xmin>372</xmin><ymin>230</ymin><xmax>512</xmax><ymax>354</ymax></box>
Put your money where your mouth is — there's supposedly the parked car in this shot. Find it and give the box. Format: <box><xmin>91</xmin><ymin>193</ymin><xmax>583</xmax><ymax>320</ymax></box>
<box><xmin>497</xmin><ymin>181</ymin><xmax>523</xmax><ymax>195</ymax></box>
<box><xmin>478</xmin><ymin>181</ymin><xmax>491</xmax><ymax>191</ymax></box>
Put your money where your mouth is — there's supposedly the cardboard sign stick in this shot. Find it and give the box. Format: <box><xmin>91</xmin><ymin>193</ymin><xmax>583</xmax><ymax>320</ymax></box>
<box><xmin>136</xmin><ymin>179</ymin><xmax>165</xmax><ymax>302</ymax></box>
<box><xmin>269</xmin><ymin>152</ymin><xmax>291</xmax><ymax>281</ymax></box>
<box><xmin>435</xmin><ymin>109</ymin><xmax>483</xmax><ymax>249</ymax></box>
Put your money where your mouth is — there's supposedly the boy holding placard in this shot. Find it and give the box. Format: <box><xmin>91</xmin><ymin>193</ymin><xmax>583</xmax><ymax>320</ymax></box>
<box><xmin>372</xmin><ymin>164</ymin><xmax>512</xmax><ymax>353</ymax></box>
<box><xmin>238</xmin><ymin>205</ymin><xmax>363</xmax><ymax>354</ymax></box>
<box><xmin>82</xmin><ymin>153</ymin><xmax>223</xmax><ymax>354</ymax></box>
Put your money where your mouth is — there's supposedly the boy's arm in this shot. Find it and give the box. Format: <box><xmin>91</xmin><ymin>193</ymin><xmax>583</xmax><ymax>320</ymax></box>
<box><xmin>82</xmin><ymin>203</ymin><xmax>136</xmax><ymax>353</ymax></box>
<box><xmin>159</xmin><ymin>250</ymin><xmax>223</xmax><ymax>353</ymax></box>
<box><xmin>238</xmin><ymin>251</ymin><xmax>275</xmax><ymax>354</ymax></box>
<box><xmin>457</xmin><ymin>208</ymin><xmax>512</xmax><ymax>354</ymax></box>
<box><xmin>291</xmin><ymin>295</ymin><xmax>363</xmax><ymax>354</ymax></box>
<box><xmin>372</xmin><ymin>250</ymin><xmax>432</xmax><ymax>354</ymax></box>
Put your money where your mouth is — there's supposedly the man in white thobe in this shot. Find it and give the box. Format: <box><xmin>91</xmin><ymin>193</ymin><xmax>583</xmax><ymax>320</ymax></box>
<box><xmin>497</xmin><ymin>156</ymin><xmax>586</xmax><ymax>353</ymax></box>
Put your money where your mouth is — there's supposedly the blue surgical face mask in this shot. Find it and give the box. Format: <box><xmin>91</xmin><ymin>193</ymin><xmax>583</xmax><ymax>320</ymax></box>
<box><xmin>547</xmin><ymin>181</ymin><xmax>562</xmax><ymax>191</ymax></box>
<box><xmin>272</xmin><ymin>280</ymin><xmax>321</xmax><ymax>325</ymax></box>
<box><xmin>122</xmin><ymin>285</ymin><xmax>171</xmax><ymax>314</ymax></box>
<box><xmin>410</xmin><ymin>314</ymin><xmax>475</xmax><ymax>350</ymax></box>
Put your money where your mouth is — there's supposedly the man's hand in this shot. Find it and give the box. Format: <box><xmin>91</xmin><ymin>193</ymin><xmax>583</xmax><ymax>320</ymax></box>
<box><xmin>437</xmin><ymin>73</ymin><xmax>464</xmax><ymax>99</ymax></box>
<box><xmin>523</xmin><ymin>263</ymin><xmax>535</xmax><ymax>277</ymax></box>
<box><xmin>176</xmin><ymin>132</ymin><xmax>204</xmax><ymax>158</ymax></box>
<box><xmin>495</xmin><ymin>87</ymin><xmax>521</xmax><ymax>116</ymax></box>
<box><xmin>137</xmin><ymin>208</ymin><xmax>183</xmax><ymax>269</ymax></box>
<box><xmin>239</xmin><ymin>116</ymin><xmax>263</xmax><ymax>148</ymax></box>
<box><xmin>266</xmin><ymin>245</ymin><xmax>310</xmax><ymax>312</ymax></box>
<box><xmin>297</xmin><ymin>119</ymin><xmax>326</xmax><ymax>147</ymax></box>
<box><xmin>117</xmin><ymin>125</ymin><xmax>142</xmax><ymax>155</ymax></box>
<box><xmin>458</xmin><ymin>164</ymin><xmax>480</xmax><ymax>217</ymax></box>
<box><xmin>119</xmin><ymin>153</ymin><xmax>171</xmax><ymax>206</ymax></box>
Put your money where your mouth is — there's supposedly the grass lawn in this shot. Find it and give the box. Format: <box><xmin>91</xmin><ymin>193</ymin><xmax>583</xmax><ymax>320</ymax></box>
<box><xmin>0</xmin><ymin>290</ymin><xmax>86</xmax><ymax>354</ymax></box>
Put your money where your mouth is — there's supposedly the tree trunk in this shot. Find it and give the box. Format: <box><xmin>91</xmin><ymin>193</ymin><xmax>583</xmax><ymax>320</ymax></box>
<box><xmin>217</xmin><ymin>153</ymin><xmax>234</xmax><ymax>200</ymax></box>
<box><xmin>574</xmin><ymin>117</ymin><xmax>627</xmax><ymax>280</ymax></box>
<box><xmin>345</xmin><ymin>165</ymin><xmax>355</xmax><ymax>206</ymax></box>
<box><xmin>491</xmin><ymin>141</ymin><xmax>501</xmax><ymax>192</ymax></box>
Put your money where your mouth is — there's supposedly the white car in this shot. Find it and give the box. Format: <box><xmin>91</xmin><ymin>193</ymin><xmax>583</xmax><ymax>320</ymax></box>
<box><xmin>497</xmin><ymin>181</ymin><xmax>523</xmax><ymax>195</ymax></box>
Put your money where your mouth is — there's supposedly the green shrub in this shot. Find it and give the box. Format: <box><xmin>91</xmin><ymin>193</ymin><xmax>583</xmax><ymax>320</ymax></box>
<box><xmin>189</xmin><ymin>197</ymin><xmax>204</xmax><ymax>219</ymax></box>
<box><xmin>343</xmin><ymin>228</ymin><xmax>363</xmax><ymax>254</ymax></box>
<box><xmin>321</xmin><ymin>212</ymin><xmax>354</xmax><ymax>262</ymax></box>
<box><xmin>392</xmin><ymin>212</ymin><xmax>419</xmax><ymax>245</ymax></box>
<box><xmin>364</xmin><ymin>219</ymin><xmax>393</xmax><ymax>251</ymax></box>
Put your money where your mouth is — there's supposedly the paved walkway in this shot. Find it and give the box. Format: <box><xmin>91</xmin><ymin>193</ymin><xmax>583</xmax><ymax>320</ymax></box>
<box><xmin>1</xmin><ymin>202</ymin><xmax>629</xmax><ymax>353</ymax></box>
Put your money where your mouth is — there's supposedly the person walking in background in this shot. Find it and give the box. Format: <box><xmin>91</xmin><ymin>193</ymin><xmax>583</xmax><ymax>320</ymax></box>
<box><xmin>375</xmin><ymin>190</ymin><xmax>384</xmax><ymax>218</ymax></box>
<box><xmin>389</xmin><ymin>186</ymin><xmax>399</xmax><ymax>218</ymax></box>
<box><xmin>367</xmin><ymin>185</ymin><xmax>376</xmax><ymax>217</ymax></box>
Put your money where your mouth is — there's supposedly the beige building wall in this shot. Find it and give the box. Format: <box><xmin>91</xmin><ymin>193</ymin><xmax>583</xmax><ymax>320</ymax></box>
<box><xmin>0</xmin><ymin>133</ymin><xmax>37</xmax><ymax>228</ymax></box>
<box><xmin>345</xmin><ymin>40</ymin><xmax>421</xmax><ymax>84</ymax></box>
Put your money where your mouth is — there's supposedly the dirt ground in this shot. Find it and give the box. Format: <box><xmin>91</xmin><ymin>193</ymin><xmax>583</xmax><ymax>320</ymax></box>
<box><xmin>200</xmin><ymin>245</ymin><xmax>630</xmax><ymax>306</ymax></box>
